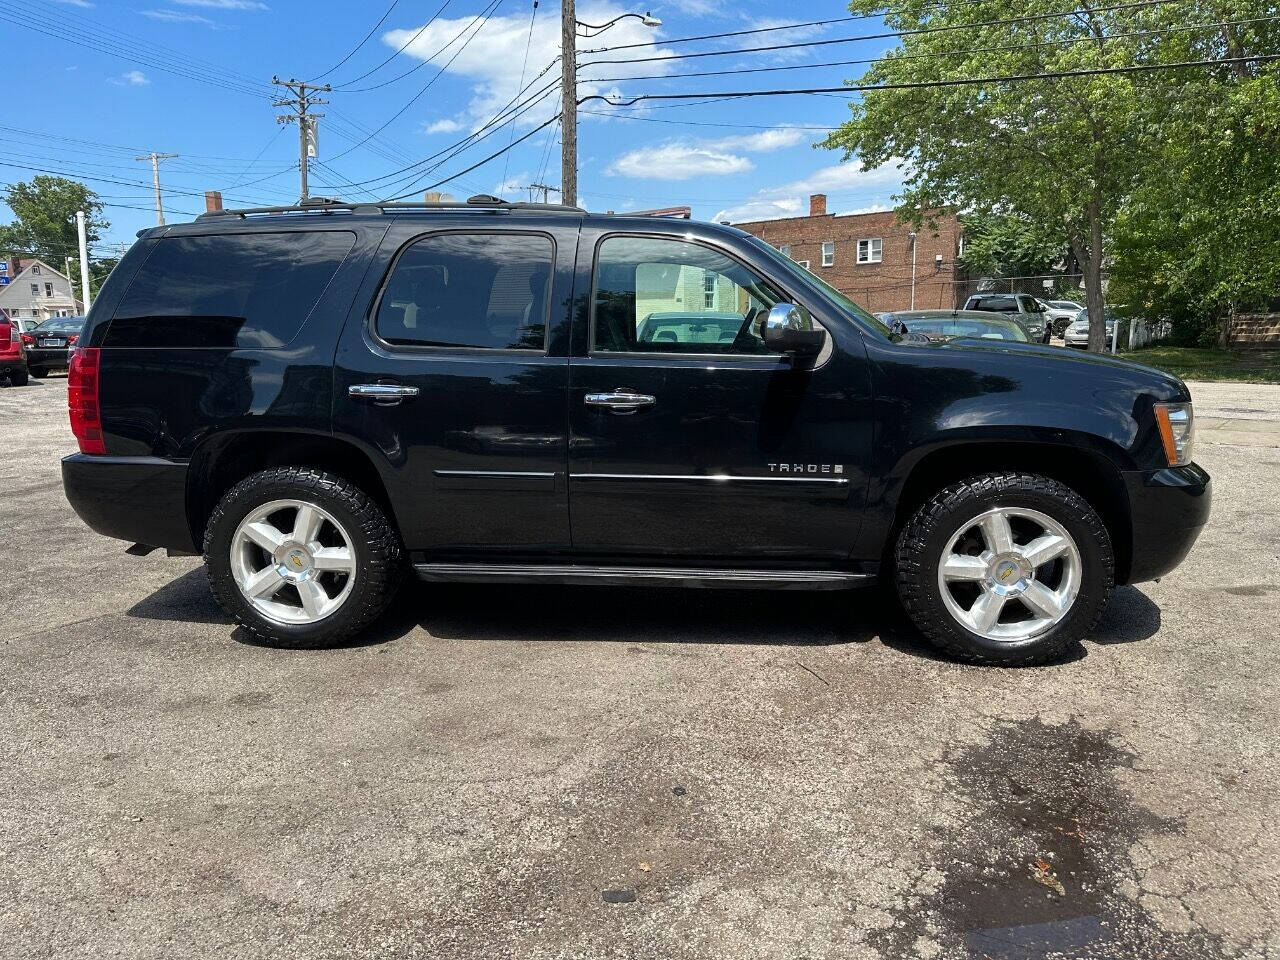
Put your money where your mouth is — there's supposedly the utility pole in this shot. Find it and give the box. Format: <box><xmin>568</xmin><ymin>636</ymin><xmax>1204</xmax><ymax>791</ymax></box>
<box><xmin>135</xmin><ymin>151</ymin><xmax>178</xmax><ymax>225</ymax></box>
<box><xmin>908</xmin><ymin>231</ymin><xmax>918</xmax><ymax>310</ymax></box>
<box><xmin>560</xmin><ymin>0</ymin><xmax>577</xmax><ymax>207</ymax></box>
<box><xmin>526</xmin><ymin>182</ymin><xmax>560</xmax><ymax>203</ymax></box>
<box><xmin>272</xmin><ymin>77</ymin><xmax>330</xmax><ymax>202</ymax></box>
<box><xmin>75</xmin><ymin>211</ymin><xmax>92</xmax><ymax>313</ymax></box>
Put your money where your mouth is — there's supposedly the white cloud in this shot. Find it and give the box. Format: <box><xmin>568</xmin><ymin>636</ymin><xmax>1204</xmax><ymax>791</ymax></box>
<box><xmin>120</xmin><ymin>70</ymin><xmax>150</xmax><ymax>86</ymax></box>
<box><xmin>51</xmin><ymin>0</ymin><xmax>94</xmax><ymax>7</ymax></box>
<box><xmin>606</xmin><ymin>126</ymin><xmax>808</xmax><ymax>182</ymax></box>
<box><xmin>492</xmin><ymin>171</ymin><xmax>530</xmax><ymax>197</ymax></box>
<box><xmin>610</xmin><ymin>144</ymin><xmax>753</xmax><ymax>180</ymax></box>
<box><xmin>384</xmin><ymin>4</ymin><xmax>676</xmax><ymax>131</ymax></box>
<box><xmin>713</xmin><ymin>159</ymin><xmax>910</xmax><ymax>223</ymax></box>
<box><xmin>659</xmin><ymin>0</ymin><xmax>724</xmax><ymax>15</ymax></box>
<box><xmin>172</xmin><ymin>0</ymin><xmax>267</xmax><ymax>8</ymax></box>
<box><xmin>140</xmin><ymin>9</ymin><xmax>217</xmax><ymax>25</ymax></box>
<box><xmin>424</xmin><ymin>118</ymin><xmax>465</xmax><ymax>134</ymax></box>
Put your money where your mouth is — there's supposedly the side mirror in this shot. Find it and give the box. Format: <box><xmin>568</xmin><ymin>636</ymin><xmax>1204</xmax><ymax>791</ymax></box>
<box><xmin>763</xmin><ymin>303</ymin><xmax>826</xmax><ymax>361</ymax></box>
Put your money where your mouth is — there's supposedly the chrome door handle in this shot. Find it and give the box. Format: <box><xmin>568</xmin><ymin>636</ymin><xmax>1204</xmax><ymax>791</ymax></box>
<box><xmin>584</xmin><ymin>389</ymin><xmax>656</xmax><ymax>414</ymax></box>
<box><xmin>349</xmin><ymin>383</ymin><xmax>419</xmax><ymax>404</ymax></box>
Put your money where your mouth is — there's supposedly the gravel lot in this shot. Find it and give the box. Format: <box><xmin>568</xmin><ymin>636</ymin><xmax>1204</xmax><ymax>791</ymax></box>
<box><xmin>2</xmin><ymin>375</ymin><xmax>1277</xmax><ymax>960</ymax></box>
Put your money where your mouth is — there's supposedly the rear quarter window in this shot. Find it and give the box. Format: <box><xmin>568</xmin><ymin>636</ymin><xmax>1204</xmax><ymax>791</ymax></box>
<box><xmin>104</xmin><ymin>231</ymin><xmax>356</xmax><ymax>348</ymax></box>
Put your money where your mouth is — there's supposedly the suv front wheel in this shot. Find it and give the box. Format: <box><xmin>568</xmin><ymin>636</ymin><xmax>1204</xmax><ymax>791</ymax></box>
<box><xmin>894</xmin><ymin>472</ymin><xmax>1114</xmax><ymax>665</ymax></box>
<box><xmin>205</xmin><ymin>467</ymin><xmax>403</xmax><ymax>648</ymax></box>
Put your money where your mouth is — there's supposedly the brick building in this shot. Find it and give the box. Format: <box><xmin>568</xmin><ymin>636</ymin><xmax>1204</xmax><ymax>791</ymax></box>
<box><xmin>733</xmin><ymin>195</ymin><xmax>965</xmax><ymax>314</ymax></box>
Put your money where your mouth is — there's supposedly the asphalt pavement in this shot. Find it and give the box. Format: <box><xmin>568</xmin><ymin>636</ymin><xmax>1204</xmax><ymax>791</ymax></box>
<box><xmin>1</xmin><ymin>375</ymin><xmax>1277</xmax><ymax>960</ymax></box>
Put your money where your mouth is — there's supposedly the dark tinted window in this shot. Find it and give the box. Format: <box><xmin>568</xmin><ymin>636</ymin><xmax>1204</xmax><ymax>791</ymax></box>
<box><xmin>971</xmin><ymin>295</ymin><xmax>1018</xmax><ymax>312</ymax></box>
<box><xmin>107</xmin><ymin>231</ymin><xmax>355</xmax><ymax>348</ymax></box>
<box><xmin>375</xmin><ymin>233</ymin><xmax>553</xmax><ymax>350</ymax></box>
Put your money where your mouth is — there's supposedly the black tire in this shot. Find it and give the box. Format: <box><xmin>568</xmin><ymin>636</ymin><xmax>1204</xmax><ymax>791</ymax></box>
<box><xmin>204</xmin><ymin>467</ymin><xmax>404</xmax><ymax>649</ymax></box>
<box><xmin>894</xmin><ymin>472</ymin><xmax>1114</xmax><ymax>666</ymax></box>
<box><xmin>28</xmin><ymin>367</ymin><xmax>46</xmax><ymax>378</ymax></box>
<box><xmin>9</xmin><ymin>367</ymin><xmax>28</xmax><ymax>386</ymax></box>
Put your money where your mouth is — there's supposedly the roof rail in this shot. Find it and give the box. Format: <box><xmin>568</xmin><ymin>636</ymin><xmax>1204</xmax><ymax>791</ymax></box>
<box><xmin>197</xmin><ymin>193</ymin><xmax>587</xmax><ymax>220</ymax></box>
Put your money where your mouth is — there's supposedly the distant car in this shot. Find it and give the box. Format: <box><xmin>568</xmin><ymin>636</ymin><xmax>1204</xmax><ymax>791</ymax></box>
<box><xmin>21</xmin><ymin>316</ymin><xmax>85</xmax><ymax>377</ymax></box>
<box><xmin>879</xmin><ymin>309</ymin><xmax>1031</xmax><ymax>343</ymax></box>
<box><xmin>962</xmin><ymin>293</ymin><xmax>1050</xmax><ymax>343</ymax></box>
<box><xmin>637</xmin><ymin>311</ymin><xmax>757</xmax><ymax>349</ymax></box>
<box><xmin>1042</xmin><ymin>300</ymin><xmax>1084</xmax><ymax>337</ymax></box>
<box><xmin>1</xmin><ymin>318</ymin><xmax>30</xmax><ymax>386</ymax></box>
<box><xmin>8</xmin><ymin>316</ymin><xmax>43</xmax><ymax>336</ymax></box>
<box><xmin>1064</xmin><ymin>311</ymin><xmax>1118</xmax><ymax>350</ymax></box>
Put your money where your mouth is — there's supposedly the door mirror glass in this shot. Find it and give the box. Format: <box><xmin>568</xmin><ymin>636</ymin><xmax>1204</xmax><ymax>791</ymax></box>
<box><xmin>763</xmin><ymin>303</ymin><xmax>827</xmax><ymax>360</ymax></box>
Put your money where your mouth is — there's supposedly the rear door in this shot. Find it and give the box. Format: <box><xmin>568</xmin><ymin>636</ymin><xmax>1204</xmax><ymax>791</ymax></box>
<box><xmin>333</xmin><ymin>219</ymin><xmax>577</xmax><ymax>557</ymax></box>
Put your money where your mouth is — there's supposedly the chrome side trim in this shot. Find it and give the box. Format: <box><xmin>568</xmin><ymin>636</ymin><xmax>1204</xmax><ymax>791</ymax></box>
<box><xmin>413</xmin><ymin>562</ymin><xmax>872</xmax><ymax>590</ymax></box>
<box><xmin>570</xmin><ymin>473</ymin><xmax>849</xmax><ymax>485</ymax></box>
<box><xmin>433</xmin><ymin>469</ymin><xmax>557</xmax><ymax>492</ymax></box>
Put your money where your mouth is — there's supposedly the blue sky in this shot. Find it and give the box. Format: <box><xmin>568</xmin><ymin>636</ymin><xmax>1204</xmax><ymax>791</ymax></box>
<box><xmin>2</xmin><ymin>0</ymin><xmax>908</xmax><ymax>257</ymax></box>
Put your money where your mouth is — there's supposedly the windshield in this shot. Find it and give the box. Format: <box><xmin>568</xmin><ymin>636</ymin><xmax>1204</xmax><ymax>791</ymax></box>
<box><xmin>746</xmin><ymin>236</ymin><xmax>891</xmax><ymax>337</ymax></box>
<box><xmin>33</xmin><ymin>317</ymin><xmax>84</xmax><ymax>333</ymax></box>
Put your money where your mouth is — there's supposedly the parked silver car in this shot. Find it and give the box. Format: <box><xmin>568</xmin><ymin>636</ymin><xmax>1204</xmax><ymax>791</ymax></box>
<box><xmin>961</xmin><ymin>293</ymin><xmax>1050</xmax><ymax>342</ymax></box>
<box><xmin>1064</xmin><ymin>311</ymin><xmax>1118</xmax><ymax>349</ymax></box>
<box><xmin>1041</xmin><ymin>299</ymin><xmax>1084</xmax><ymax>337</ymax></box>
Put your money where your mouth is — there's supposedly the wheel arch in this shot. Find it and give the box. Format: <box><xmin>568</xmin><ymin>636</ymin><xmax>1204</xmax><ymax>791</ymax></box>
<box><xmin>187</xmin><ymin>429</ymin><xmax>398</xmax><ymax>548</ymax></box>
<box><xmin>884</xmin><ymin>437</ymin><xmax>1134</xmax><ymax>585</ymax></box>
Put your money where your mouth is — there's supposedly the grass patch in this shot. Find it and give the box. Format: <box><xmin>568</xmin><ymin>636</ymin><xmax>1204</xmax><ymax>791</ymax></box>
<box><xmin>1124</xmin><ymin>346</ymin><xmax>1280</xmax><ymax>383</ymax></box>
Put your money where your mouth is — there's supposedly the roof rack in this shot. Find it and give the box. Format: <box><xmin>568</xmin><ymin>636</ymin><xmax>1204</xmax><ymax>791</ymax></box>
<box><xmin>197</xmin><ymin>193</ymin><xmax>587</xmax><ymax>221</ymax></box>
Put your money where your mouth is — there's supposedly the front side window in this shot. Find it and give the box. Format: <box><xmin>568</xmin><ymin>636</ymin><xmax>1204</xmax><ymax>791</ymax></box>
<box><xmin>375</xmin><ymin>233</ymin><xmax>554</xmax><ymax>350</ymax></box>
<box><xmin>821</xmin><ymin>241</ymin><xmax>835</xmax><ymax>267</ymax></box>
<box><xmin>109</xmin><ymin>230</ymin><xmax>356</xmax><ymax>348</ymax></box>
<box><xmin>857</xmin><ymin>238</ymin><xmax>883</xmax><ymax>264</ymax></box>
<box><xmin>593</xmin><ymin>235</ymin><xmax>800</xmax><ymax>355</ymax></box>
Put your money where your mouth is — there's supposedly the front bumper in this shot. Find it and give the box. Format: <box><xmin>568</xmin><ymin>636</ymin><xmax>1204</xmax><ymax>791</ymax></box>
<box><xmin>26</xmin><ymin>347</ymin><xmax>71</xmax><ymax>368</ymax></box>
<box><xmin>62</xmin><ymin>453</ymin><xmax>197</xmax><ymax>553</ymax></box>
<box><xmin>1122</xmin><ymin>463</ymin><xmax>1211</xmax><ymax>584</ymax></box>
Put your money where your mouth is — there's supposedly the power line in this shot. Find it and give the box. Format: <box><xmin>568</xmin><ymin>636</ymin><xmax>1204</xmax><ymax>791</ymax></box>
<box><xmin>579</xmin><ymin>110</ymin><xmax>837</xmax><ymax>130</ymax></box>
<box><xmin>578</xmin><ymin>0</ymin><xmax>1186</xmax><ymax>68</ymax></box>
<box><xmin>308</xmin><ymin>0</ymin><xmax>403</xmax><ymax>83</ymax></box>
<box><xmin>502</xmin><ymin>0</ymin><xmax>542</xmax><ymax>188</ymax></box>
<box><xmin>585</xmin><ymin>14</ymin><xmax>1280</xmax><ymax>84</ymax></box>
<box><xmin>584</xmin><ymin>55</ymin><xmax>1280</xmax><ymax>107</ymax></box>
<box><xmin>324</xmin><ymin>0</ymin><xmax>504</xmax><ymax>163</ymax></box>
<box><xmin>329</xmin><ymin>0</ymin><xmax>456</xmax><ymax>90</ymax></box>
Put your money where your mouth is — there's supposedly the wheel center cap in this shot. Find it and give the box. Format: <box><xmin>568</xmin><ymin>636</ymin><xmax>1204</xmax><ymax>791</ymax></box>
<box><xmin>276</xmin><ymin>544</ymin><xmax>313</xmax><ymax>581</ymax></box>
<box><xmin>988</xmin><ymin>553</ymin><xmax>1032</xmax><ymax>596</ymax></box>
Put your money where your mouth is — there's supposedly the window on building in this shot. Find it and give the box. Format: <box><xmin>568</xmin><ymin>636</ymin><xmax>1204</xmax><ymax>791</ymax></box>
<box><xmin>857</xmin><ymin>238</ymin><xmax>883</xmax><ymax>264</ymax></box>
<box><xmin>592</xmin><ymin>235</ymin><xmax>814</xmax><ymax>356</ymax></box>
<box><xmin>374</xmin><ymin>232</ymin><xmax>554</xmax><ymax>350</ymax></box>
<box><xmin>44</xmin><ymin>282</ymin><xmax>53</xmax><ymax>297</ymax></box>
<box><xmin>30</xmin><ymin>283</ymin><xmax>39</xmax><ymax>296</ymax></box>
<box><xmin>31</xmin><ymin>265</ymin><xmax>41</xmax><ymax>276</ymax></box>
<box><xmin>108</xmin><ymin>230</ymin><xmax>356</xmax><ymax>349</ymax></box>
<box><xmin>778</xmin><ymin>244</ymin><xmax>792</xmax><ymax>259</ymax></box>
<box><xmin>821</xmin><ymin>241</ymin><xmax>835</xmax><ymax>267</ymax></box>
<box><xmin>797</xmin><ymin>260</ymin><xmax>811</xmax><ymax>271</ymax></box>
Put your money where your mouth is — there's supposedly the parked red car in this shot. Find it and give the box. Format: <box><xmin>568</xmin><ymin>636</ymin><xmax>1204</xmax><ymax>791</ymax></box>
<box><xmin>1</xmin><ymin>320</ymin><xmax>30</xmax><ymax>386</ymax></box>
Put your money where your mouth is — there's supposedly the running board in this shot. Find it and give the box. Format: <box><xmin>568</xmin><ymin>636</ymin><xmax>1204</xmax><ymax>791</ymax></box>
<box><xmin>412</xmin><ymin>563</ymin><xmax>873</xmax><ymax>590</ymax></box>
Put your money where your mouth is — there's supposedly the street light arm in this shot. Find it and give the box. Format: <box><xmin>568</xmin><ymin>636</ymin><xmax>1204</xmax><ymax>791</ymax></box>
<box><xmin>575</xmin><ymin>11</ymin><xmax>660</xmax><ymax>35</ymax></box>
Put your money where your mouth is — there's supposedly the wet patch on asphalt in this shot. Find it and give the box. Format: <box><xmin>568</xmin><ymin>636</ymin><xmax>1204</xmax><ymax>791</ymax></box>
<box><xmin>873</xmin><ymin>718</ymin><xmax>1226</xmax><ymax>959</ymax></box>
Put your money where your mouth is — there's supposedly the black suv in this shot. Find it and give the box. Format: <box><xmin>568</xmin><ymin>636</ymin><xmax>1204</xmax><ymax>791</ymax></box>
<box><xmin>61</xmin><ymin>198</ymin><xmax>1210</xmax><ymax>665</ymax></box>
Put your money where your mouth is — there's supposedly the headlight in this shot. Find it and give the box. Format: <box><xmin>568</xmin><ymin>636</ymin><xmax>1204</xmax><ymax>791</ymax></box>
<box><xmin>1154</xmin><ymin>402</ymin><xmax>1194</xmax><ymax>466</ymax></box>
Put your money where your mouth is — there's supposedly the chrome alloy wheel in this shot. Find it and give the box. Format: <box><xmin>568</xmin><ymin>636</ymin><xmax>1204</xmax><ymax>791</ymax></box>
<box><xmin>229</xmin><ymin>499</ymin><xmax>357</xmax><ymax>626</ymax></box>
<box><xmin>936</xmin><ymin>506</ymin><xmax>1082</xmax><ymax>643</ymax></box>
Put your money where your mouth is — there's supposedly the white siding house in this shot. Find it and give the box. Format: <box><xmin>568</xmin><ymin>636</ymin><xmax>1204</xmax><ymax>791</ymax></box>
<box><xmin>0</xmin><ymin>258</ymin><xmax>82</xmax><ymax>324</ymax></box>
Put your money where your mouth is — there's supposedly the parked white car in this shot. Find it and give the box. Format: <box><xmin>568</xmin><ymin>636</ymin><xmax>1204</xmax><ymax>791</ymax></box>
<box><xmin>1041</xmin><ymin>300</ymin><xmax>1084</xmax><ymax>337</ymax></box>
<box><xmin>1064</xmin><ymin>312</ymin><xmax>1118</xmax><ymax>349</ymax></box>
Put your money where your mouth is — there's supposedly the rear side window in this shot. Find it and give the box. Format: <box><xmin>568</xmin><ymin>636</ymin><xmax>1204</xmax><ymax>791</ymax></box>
<box><xmin>972</xmin><ymin>295</ymin><xmax>1017</xmax><ymax>312</ymax></box>
<box><xmin>375</xmin><ymin>233</ymin><xmax>554</xmax><ymax>350</ymax></box>
<box><xmin>106</xmin><ymin>231</ymin><xmax>355</xmax><ymax>348</ymax></box>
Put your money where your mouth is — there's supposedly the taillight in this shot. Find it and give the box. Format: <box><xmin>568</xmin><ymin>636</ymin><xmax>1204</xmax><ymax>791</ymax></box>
<box><xmin>67</xmin><ymin>334</ymin><xmax>79</xmax><ymax>346</ymax></box>
<box><xmin>68</xmin><ymin>347</ymin><xmax>106</xmax><ymax>455</ymax></box>
<box><xmin>0</xmin><ymin>323</ymin><xmax>11</xmax><ymax>346</ymax></box>
<box><xmin>20</xmin><ymin>333</ymin><xmax>34</xmax><ymax>346</ymax></box>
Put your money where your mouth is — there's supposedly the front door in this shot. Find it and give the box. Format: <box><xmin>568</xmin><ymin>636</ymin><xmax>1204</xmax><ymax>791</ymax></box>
<box><xmin>567</xmin><ymin>231</ymin><xmax>872</xmax><ymax>563</ymax></box>
<box><xmin>333</xmin><ymin>221</ymin><xmax>577</xmax><ymax>557</ymax></box>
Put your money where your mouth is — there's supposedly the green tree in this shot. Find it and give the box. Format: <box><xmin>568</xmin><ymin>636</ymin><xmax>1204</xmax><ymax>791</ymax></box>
<box><xmin>0</xmin><ymin>176</ymin><xmax>109</xmax><ymax>293</ymax></box>
<box><xmin>958</xmin><ymin>212</ymin><xmax>1071</xmax><ymax>284</ymax></box>
<box><xmin>823</xmin><ymin>0</ymin><xmax>1275</xmax><ymax>351</ymax></box>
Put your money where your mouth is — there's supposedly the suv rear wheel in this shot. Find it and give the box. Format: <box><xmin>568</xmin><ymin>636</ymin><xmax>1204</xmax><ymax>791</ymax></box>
<box><xmin>205</xmin><ymin>467</ymin><xmax>403</xmax><ymax>648</ymax></box>
<box><xmin>894</xmin><ymin>472</ymin><xmax>1114</xmax><ymax>665</ymax></box>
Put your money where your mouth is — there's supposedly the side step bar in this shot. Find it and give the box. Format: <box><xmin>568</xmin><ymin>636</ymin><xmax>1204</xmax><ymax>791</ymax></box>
<box><xmin>412</xmin><ymin>563</ymin><xmax>873</xmax><ymax>590</ymax></box>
